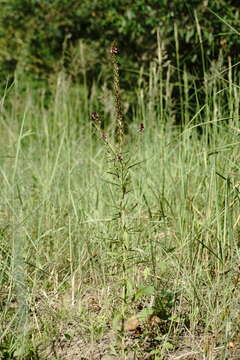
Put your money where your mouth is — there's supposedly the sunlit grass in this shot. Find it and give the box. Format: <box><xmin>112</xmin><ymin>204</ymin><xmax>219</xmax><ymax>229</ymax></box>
<box><xmin>0</xmin><ymin>54</ymin><xmax>240</xmax><ymax>359</ymax></box>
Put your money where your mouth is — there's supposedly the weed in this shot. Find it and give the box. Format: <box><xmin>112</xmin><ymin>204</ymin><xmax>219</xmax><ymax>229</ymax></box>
<box><xmin>92</xmin><ymin>45</ymin><xmax>150</xmax><ymax>355</ymax></box>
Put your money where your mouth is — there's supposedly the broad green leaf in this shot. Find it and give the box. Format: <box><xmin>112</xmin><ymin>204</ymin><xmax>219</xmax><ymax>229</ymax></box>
<box><xmin>134</xmin><ymin>285</ymin><xmax>155</xmax><ymax>301</ymax></box>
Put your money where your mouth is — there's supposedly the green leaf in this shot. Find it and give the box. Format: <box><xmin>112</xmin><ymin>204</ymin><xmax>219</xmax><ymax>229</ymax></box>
<box><xmin>164</xmin><ymin>342</ymin><xmax>174</xmax><ymax>350</ymax></box>
<box><xmin>137</xmin><ymin>307</ymin><xmax>154</xmax><ymax>320</ymax></box>
<box><xmin>127</xmin><ymin>161</ymin><xmax>143</xmax><ymax>170</ymax></box>
<box><xmin>133</xmin><ymin>285</ymin><xmax>155</xmax><ymax>301</ymax></box>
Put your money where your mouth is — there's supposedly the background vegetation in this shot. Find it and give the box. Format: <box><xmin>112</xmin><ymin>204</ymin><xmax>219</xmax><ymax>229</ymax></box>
<box><xmin>0</xmin><ymin>1</ymin><xmax>240</xmax><ymax>359</ymax></box>
<box><xmin>1</xmin><ymin>1</ymin><xmax>240</xmax><ymax>86</ymax></box>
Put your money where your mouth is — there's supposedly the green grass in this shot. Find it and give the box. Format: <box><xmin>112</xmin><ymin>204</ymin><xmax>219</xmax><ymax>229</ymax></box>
<box><xmin>0</xmin><ymin>54</ymin><xmax>240</xmax><ymax>360</ymax></box>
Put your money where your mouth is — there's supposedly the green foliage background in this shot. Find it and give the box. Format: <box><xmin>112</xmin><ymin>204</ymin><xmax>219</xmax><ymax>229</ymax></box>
<box><xmin>0</xmin><ymin>0</ymin><xmax>239</xmax><ymax>87</ymax></box>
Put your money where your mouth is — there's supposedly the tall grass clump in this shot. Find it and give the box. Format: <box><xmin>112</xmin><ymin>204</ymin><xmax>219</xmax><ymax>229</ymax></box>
<box><xmin>1</xmin><ymin>24</ymin><xmax>240</xmax><ymax>359</ymax></box>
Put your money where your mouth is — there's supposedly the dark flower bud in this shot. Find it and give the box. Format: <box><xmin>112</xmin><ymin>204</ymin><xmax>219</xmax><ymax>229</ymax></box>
<box><xmin>110</xmin><ymin>45</ymin><xmax>118</xmax><ymax>55</ymax></box>
<box><xmin>101</xmin><ymin>132</ymin><xmax>107</xmax><ymax>140</ymax></box>
<box><xmin>138</xmin><ymin>123</ymin><xmax>145</xmax><ymax>132</ymax></box>
<box><xmin>117</xmin><ymin>154</ymin><xmax>123</xmax><ymax>162</ymax></box>
<box><xmin>91</xmin><ymin>111</ymin><xmax>100</xmax><ymax>123</ymax></box>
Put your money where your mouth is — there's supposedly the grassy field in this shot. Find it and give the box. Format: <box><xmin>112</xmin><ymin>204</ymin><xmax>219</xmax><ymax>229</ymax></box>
<box><xmin>0</xmin><ymin>50</ymin><xmax>240</xmax><ymax>359</ymax></box>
